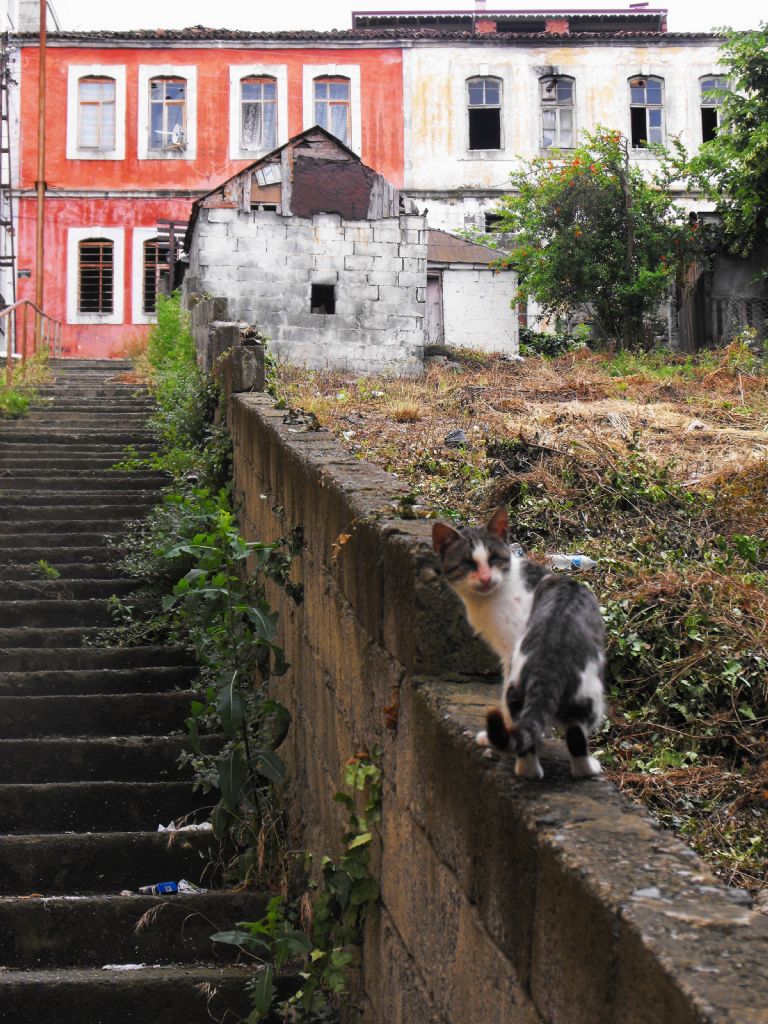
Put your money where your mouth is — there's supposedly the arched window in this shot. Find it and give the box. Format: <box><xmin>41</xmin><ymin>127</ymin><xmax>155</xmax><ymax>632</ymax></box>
<box><xmin>149</xmin><ymin>76</ymin><xmax>187</xmax><ymax>151</ymax></box>
<box><xmin>142</xmin><ymin>238</ymin><xmax>169</xmax><ymax>315</ymax></box>
<box><xmin>77</xmin><ymin>76</ymin><xmax>116</xmax><ymax>151</ymax></box>
<box><xmin>314</xmin><ymin>76</ymin><xmax>351</xmax><ymax>145</ymax></box>
<box><xmin>700</xmin><ymin>75</ymin><xmax>729</xmax><ymax>142</ymax></box>
<box><xmin>539</xmin><ymin>75</ymin><xmax>574</xmax><ymax>149</ymax></box>
<box><xmin>78</xmin><ymin>238</ymin><xmax>113</xmax><ymax>314</ymax></box>
<box><xmin>629</xmin><ymin>75</ymin><xmax>664</xmax><ymax>147</ymax></box>
<box><xmin>467</xmin><ymin>76</ymin><xmax>503</xmax><ymax>150</ymax></box>
<box><xmin>241</xmin><ymin>75</ymin><xmax>277</xmax><ymax>151</ymax></box>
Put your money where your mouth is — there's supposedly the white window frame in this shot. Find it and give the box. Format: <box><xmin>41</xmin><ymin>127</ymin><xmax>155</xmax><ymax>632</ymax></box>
<box><xmin>66</xmin><ymin>64</ymin><xmax>126</xmax><ymax>161</ymax></box>
<box><xmin>132</xmin><ymin>227</ymin><xmax>168</xmax><ymax>325</ymax></box>
<box><xmin>228</xmin><ymin>64</ymin><xmax>288</xmax><ymax>161</ymax></box>
<box><xmin>539</xmin><ymin>75</ymin><xmax>575</xmax><ymax>150</ymax></box>
<box><xmin>302</xmin><ymin>64</ymin><xmax>361</xmax><ymax>154</ymax></box>
<box><xmin>466</xmin><ymin>75</ymin><xmax>504</xmax><ymax>152</ymax></box>
<box><xmin>138</xmin><ymin>65</ymin><xmax>197</xmax><ymax>160</ymax></box>
<box><xmin>629</xmin><ymin>74</ymin><xmax>665</xmax><ymax>149</ymax></box>
<box><xmin>67</xmin><ymin>226</ymin><xmax>124</xmax><ymax>325</ymax></box>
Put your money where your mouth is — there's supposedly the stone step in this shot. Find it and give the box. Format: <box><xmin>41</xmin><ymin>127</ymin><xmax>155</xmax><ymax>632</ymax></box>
<box><xmin>0</xmin><ymin>645</ymin><xmax>194</xmax><ymax>673</ymax></box>
<box><xmin>0</xmin><ymin>428</ymin><xmax>156</xmax><ymax>444</ymax></box>
<box><xmin>0</xmin><ymin>734</ymin><xmax>218</xmax><ymax>783</ymax></box>
<box><xmin>0</xmin><ymin>965</ymin><xmax>256</xmax><ymax>1023</ymax></box>
<box><xmin>0</xmin><ymin>598</ymin><xmax>117</xmax><ymax>627</ymax></box>
<box><xmin>0</xmin><ymin>546</ymin><xmax>116</xmax><ymax>567</ymax></box>
<box><xmin>0</xmin><ymin>561</ymin><xmax>130</xmax><ymax>581</ymax></box>
<box><xmin>0</xmin><ymin>780</ymin><xmax>210</xmax><ymax>833</ymax></box>
<box><xmin>0</xmin><ymin>691</ymin><xmax>196</xmax><ymax>739</ymax></box>
<box><xmin>0</xmin><ymin>472</ymin><xmax>166</xmax><ymax>489</ymax></box>
<box><xmin>0</xmin><ymin>664</ymin><xmax>196</xmax><ymax>696</ymax></box>
<box><xmin>0</xmin><ymin>830</ymin><xmax>218</xmax><ymax>895</ymax></box>
<box><xmin>0</xmin><ymin>578</ymin><xmax>139</xmax><ymax>600</ymax></box>
<box><xmin>0</xmin><ymin>492</ymin><xmax>159</xmax><ymax>509</ymax></box>
<box><xmin>0</xmin><ymin>625</ymin><xmax>109</xmax><ymax>647</ymax></box>
<box><xmin>1</xmin><ymin>523</ymin><xmax>135</xmax><ymax>540</ymax></box>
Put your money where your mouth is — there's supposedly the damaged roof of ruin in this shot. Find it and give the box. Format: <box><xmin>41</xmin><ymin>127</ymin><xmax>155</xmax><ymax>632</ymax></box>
<box><xmin>428</xmin><ymin>229</ymin><xmax>505</xmax><ymax>267</ymax></box>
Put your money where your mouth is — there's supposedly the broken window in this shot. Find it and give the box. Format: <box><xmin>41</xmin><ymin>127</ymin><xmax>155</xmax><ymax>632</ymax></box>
<box><xmin>314</xmin><ymin>77</ymin><xmax>351</xmax><ymax>146</ymax></box>
<box><xmin>149</xmin><ymin>76</ymin><xmax>187</xmax><ymax>151</ymax></box>
<box><xmin>467</xmin><ymin>77</ymin><xmax>502</xmax><ymax>151</ymax></box>
<box><xmin>142</xmin><ymin>238</ymin><xmax>169</xmax><ymax>315</ymax></box>
<box><xmin>484</xmin><ymin>212</ymin><xmax>504</xmax><ymax>232</ymax></box>
<box><xmin>311</xmin><ymin>284</ymin><xmax>336</xmax><ymax>314</ymax></box>
<box><xmin>77</xmin><ymin>76</ymin><xmax>116</xmax><ymax>151</ymax></box>
<box><xmin>540</xmin><ymin>76</ymin><xmax>574</xmax><ymax>149</ymax></box>
<box><xmin>629</xmin><ymin>76</ymin><xmax>664</xmax><ymax>148</ymax></box>
<box><xmin>700</xmin><ymin>76</ymin><xmax>728</xmax><ymax>143</ymax></box>
<box><xmin>241</xmin><ymin>75</ymin><xmax>277</xmax><ymax>152</ymax></box>
<box><xmin>78</xmin><ymin>238</ymin><xmax>113</xmax><ymax>314</ymax></box>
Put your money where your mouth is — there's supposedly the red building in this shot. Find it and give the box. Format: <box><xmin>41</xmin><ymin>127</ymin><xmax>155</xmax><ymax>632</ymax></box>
<box><xmin>14</xmin><ymin>26</ymin><xmax>404</xmax><ymax>356</ymax></box>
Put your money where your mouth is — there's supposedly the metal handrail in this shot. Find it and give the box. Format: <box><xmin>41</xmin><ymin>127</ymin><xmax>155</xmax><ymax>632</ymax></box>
<box><xmin>2</xmin><ymin>299</ymin><xmax>62</xmax><ymax>386</ymax></box>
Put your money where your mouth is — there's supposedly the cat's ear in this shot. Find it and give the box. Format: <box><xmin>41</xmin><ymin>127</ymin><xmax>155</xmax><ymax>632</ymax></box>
<box><xmin>487</xmin><ymin>506</ymin><xmax>509</xmax><ymax>541</ymax></box>
<box><xmin>432</xmin><ymin>522</ymin><xmax>461</xmax><ymax>556</ymax></box>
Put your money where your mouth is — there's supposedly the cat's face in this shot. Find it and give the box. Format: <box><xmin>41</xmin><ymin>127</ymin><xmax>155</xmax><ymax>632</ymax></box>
<box><xmin>432</xmin><ymin>506</ymin><xmax>511</xmax><ymax>599</ymax></box>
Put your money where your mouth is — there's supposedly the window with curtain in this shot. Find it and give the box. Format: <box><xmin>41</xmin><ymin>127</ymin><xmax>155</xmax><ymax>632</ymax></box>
<box><xmin>241</xmin><ymin>75</ymin><xmax>278</xmax><ymax>151</ymax></box>
<box><xmin>314</xmin><ymin>76</ymin><xmax>351</xmax><ymax>145</ymax></box>
<box><xmin>77</xmin><ymin>76</ymin><xmax>116</xmax><ymax>151</ymax></box>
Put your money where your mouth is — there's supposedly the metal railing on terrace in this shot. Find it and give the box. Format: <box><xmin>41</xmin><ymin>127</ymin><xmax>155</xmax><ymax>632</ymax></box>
<box><xmin>2</xmin><ymin>299</ymin><xmax>62</xmax><ymax>385</ymax></box>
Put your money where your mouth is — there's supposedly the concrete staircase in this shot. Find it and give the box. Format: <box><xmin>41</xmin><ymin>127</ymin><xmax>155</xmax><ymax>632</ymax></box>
<box><xmin>0</xmin><ymin>360</ymin><xmax>258</xmax><ymax>1022</ymax></box>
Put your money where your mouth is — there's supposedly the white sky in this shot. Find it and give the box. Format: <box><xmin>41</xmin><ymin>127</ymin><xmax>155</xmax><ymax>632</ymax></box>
<box><xmin>48</xmin><ymin>1</ymin><xmax>763</xmax><ymax>35</ymax></box>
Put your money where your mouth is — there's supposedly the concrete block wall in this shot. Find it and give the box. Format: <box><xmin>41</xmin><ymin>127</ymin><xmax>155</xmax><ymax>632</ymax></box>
<box><xmin>224</xmin><ymin>381</ymin><xmax>768</xmax><ymax>1024</ymax></box>
<box><xmin>188</xmin><ymin>209</ymin><xmax>428</xmax><ymax>375</ymax></box>
<box><xmin>442</xmin><ymin>265</ymin><xmax>519</xmax><ymax>353</ymax></box>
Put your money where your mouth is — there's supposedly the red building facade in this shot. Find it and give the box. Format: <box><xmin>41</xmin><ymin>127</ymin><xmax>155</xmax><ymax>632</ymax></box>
<box><xmin>15</xmin><ymin>33</ymin><xmax>405</xmax><ymax>356</ymax></box>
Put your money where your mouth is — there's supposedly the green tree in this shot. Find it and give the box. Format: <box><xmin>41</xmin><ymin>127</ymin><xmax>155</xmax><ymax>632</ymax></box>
<box><xmin>496</xmin><ymin>129</ymin><xmax>699</xmax><ymax>349</ymax></box>
<box><xmin>687</xmin><ymin>25</ymin><xmax>768</xmax><ymax>259</ymax></box>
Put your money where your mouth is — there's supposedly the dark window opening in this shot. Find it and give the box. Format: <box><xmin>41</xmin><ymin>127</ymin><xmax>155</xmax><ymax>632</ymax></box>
<box><xmin>484</xmin><ymin>213</ymin><xmax>504</xmax><ymax>232</ymax></box>
<box><xmin>143</xmin><ymin>238</ymin><xmax>169</xmax><ymax>315</ymax></box>
<box><xmin>78</xmin><ymin>238</ymin><xmax>113</xmax><ymax>314</ymax></box>
<box><xmin>701</xmin><ymin>106</ymin><xmax>718</xmax><ymax>143</ymax></box>
<box><xmin>630</xmin><ymin>106</ymin><xmax>648</xmax><ymax>148</ymax></box>
<box><xmin>469</xmin><ymin>108</ymin><xmax>501</xmax><ymax>150</ymax></box>
<box><xmin>311</xmin><ymin>283</ymin><xmax>335</xmax><ymax>314</ymax></box>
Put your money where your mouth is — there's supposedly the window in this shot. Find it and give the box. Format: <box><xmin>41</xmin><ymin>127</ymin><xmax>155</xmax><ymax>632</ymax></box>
<box><xmin>700</xmin><ymin>76</ymin><xmax>728</xmax><ymax>143</ymax></box>
<box><xmin>629</xmin><ymin>76</ymin><xmax>664</xmax><ymax>148</ymax></box>
<box><xmin>311</xmin><ymin>283</ymin><xmax>336</xmax><ymax>314</ymax></box>
<box><xmin>149</xmin><ymin>76</ymin><xmax>186</xmax><ymax>151</ymax></box>
<box><xmin>540</xmin><ymin>76</ymin><xmax>574</xmax><ymax>149</ymax></box>
<box><xmin>142</xmin><ymin>238</ymin><xmax>169</xmax><ymax>315</ymax></box>
<box><xmin>77</xmin><ymin>76</ymin><xmax>115</xmax><ymax>151</ymax></box>
<box><xmin>467</xmin><ymin>77</ymin><xmax>502</xmax><ymax>150</ymax></box>
<box><xmin>78</xmin><ymin>238</ymin><xmax>113</xmax><ymax>314</ymax></box>
<box><xmin>314</xmin><ymin>76</ymin><xmax>351</xmax><ymax>145</ymax></box>
<box><xmin>240</xmin><ymin>76</ymin><xmax>277</xmax><ymax>152</ymax></box>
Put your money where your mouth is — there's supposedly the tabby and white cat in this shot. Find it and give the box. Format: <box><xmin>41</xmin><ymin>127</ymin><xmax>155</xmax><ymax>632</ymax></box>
<box><xmin>432</xmin><ymin>505</ymin><xmax>606</xmax><ymax>780</ymax></box>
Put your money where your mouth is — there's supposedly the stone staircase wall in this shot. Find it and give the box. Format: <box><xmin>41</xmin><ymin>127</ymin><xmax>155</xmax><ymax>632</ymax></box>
<box><xmin>218</xmin><ymin>357</ymin><xmax>768</xmax><ymax>1024</ymax></box>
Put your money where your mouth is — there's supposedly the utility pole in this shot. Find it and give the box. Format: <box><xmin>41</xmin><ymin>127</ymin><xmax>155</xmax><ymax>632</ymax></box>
<box><xmin>34</xmin><ymin>0</ymin><xmax>46</xmax><ymax>350</ymax></box>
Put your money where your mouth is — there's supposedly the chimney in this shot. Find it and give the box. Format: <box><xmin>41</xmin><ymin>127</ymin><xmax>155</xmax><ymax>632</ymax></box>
<box><xmin>14</xmin><ymin>0</ymin><xmax>41</xmax><ymax>31</ymax></box>
<box><xmin>545</xmin><ymin>16</ymin><xmax>570</xmax><ymax>34</ymax></box>
<box><xmin>475</xmin><ymin>17</ymin><xmax>498</xmax><ymax>34</ymax></box>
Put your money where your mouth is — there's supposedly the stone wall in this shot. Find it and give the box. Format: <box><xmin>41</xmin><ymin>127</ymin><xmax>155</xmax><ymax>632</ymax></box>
<box><xmin>221</xmin><ymin>368</ymin><xmax>768</xmax><ymax>1024</ymax></box>
<box><xmin>188</xmin><ymin>208</ymin><xmax>427</xmax><ymax>375</ymax></box>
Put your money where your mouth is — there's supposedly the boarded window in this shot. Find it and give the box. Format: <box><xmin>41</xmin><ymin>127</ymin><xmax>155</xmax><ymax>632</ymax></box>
<box><xmin>700</xmin><ymin>76</ymin><xmax>728</xmax><ymax>143</ymax></box>
<box><xmin>77</xmin><ymin>76</ymin><xmax>116</xmax><ymax>151</ymax></box>
<box><xmin>467</xmin><ymin>77</ymin><xmax>502</xmax><ymax>150</ymax></box>
<box><xmin>629</xmin><ymin>76</ymin><xmax>664</xmax><ymax>148</ymax></box>
<box><xmin>241</xmin><ymin>76</ymin><xmax>277</xmax><ymax>151</ymax></box>
<box><xmin>540</xmin><ymin>76</ymin><xmax>574</xmax><ymax>149</ymax></box>
<box><xmin>311</xmin><ymin>283</ymin><xmax>335</xmax><ymax>314</ymax></box>
<box><xmin>149</xmin><ymin>76</ymin><xmax>186</xmax><ymax>150</ymax></box>
<box><xmin>314</xmin><ymin>76</ymin><xmax>351</xmax><ymax>146</ymax></box>
<box><xmin>143</xmin><ymin>238</ymin><xmax>169</xmax><ymax>315</ymax></box>
<box><xmin>78</xmin><ymin>238</ymin><xmax>113</xmax><ymax>314</ymax></box>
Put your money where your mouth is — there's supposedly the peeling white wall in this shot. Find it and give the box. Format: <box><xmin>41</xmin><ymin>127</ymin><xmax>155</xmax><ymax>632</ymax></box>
<box><xmin>441</xmin><ymin>265</ymin><xmax>518</xmax><ymax>353</ymax></box>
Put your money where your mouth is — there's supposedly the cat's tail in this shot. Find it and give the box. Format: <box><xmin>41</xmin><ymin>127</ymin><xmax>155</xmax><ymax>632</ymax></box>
<box><xmin>485</xmin><ymin>707</ymin><xmax>540</xmax><ymax>754</ymax></box>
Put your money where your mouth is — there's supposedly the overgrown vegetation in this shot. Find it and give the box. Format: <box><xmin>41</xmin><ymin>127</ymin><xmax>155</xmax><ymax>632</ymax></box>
<box><xmin>114</xmin><ymin>294</ymin><xmax>382</xmax><ymax>1022</ymax></box>
<box><xmin>0</xmin><ymin>351</ymin><xmax>51</xmax><ymax>418</ymax></box>
<box><xmin>275</xmin><ymin>344</ymin><xmax>768</xmax><ymax>893</ymax></box>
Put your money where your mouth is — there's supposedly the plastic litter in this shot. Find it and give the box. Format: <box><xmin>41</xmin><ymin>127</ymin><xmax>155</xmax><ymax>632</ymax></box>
<box><xmin>137</xmin><ymin>878</ymin><xmax>207</xmax><ymax>896</ymax></box>
<box><xmin>547</xmin><ymin>553</ymin><xmax>597</xmax><ymax>571</ymax></box>
<box><xmin>102</xmin><ymin>964</ymin><xmax>163</xmax><ymax>971</ymax></box>
<box><xmin>157</xmin><ymin>820</ymin><xmax>213</xmax><ymax>832</ymax></box>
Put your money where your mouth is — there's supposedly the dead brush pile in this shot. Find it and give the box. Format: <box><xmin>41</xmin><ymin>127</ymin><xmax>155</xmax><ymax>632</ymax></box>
<box><xmin>275</xmin><ymin>342</ymin><xmax>768</xmax><ymax>894</ymax></box>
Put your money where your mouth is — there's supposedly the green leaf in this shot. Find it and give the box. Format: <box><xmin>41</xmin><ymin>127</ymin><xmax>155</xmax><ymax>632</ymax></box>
<box><xmin>248</xmin><ymin>964</ymin><xmax>275</xmax><ymax>1018</ymax></box>
<box><xmin>347</xmin><ymin>831</ymin><xmax>372</xmax><ymax>850</ymax></box>
<box><xmin>256</xmin><ymin>749</ymin><xmax>287</xmax><ymax>785</ymax></box>
<box><xmin>216</xmin><ymin>748</ymin><xmax>248</xmax><ymax>811</ymax></box>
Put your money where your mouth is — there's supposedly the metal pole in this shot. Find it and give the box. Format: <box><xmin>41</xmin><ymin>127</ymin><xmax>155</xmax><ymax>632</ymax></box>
<box><xmin>21</xmin><ymin>300</ymin><xmax>27</xmax><ymax>362</ymax></box>
<box><xmin>34</xmin><ymin>2</ymin><xmax>47</xmax><ymax>340</ymax></box>
<box><xmin>4</xmin><ymin>311</ymin><xmax>11</xmax><ymax>385</ymax></box>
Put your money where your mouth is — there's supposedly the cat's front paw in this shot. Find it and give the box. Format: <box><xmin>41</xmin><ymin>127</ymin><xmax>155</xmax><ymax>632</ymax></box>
<box><xmin>476</xmin><ymin>730</ymin><xmax>491</xmax><ymax>747</ymax></box>
<box><xmin>515</xmin><ymin>754</ymin><xmax>544</xmax><ymax>780</ymax></box>
<box><xmin>570</xmin><ymin>755</ymin><xmax>602</xmax><ymax>778</ymax></box>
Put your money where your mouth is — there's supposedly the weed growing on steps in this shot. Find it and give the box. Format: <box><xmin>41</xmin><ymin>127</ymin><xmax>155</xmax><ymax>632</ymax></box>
<box><xmin>0</xmin><ymin>350</ymin><xmax>51</xmax><ymax>418</ymax></box>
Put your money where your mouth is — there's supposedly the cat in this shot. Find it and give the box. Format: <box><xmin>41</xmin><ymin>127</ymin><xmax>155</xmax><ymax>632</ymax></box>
<box><xmin>431</xmin><ymin>505</ymin><xmax>606</xmax><ymax>780</ymax></box>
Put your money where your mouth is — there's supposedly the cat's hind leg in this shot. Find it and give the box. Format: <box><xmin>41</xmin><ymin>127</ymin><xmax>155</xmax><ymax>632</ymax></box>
<box><xmin>565</xmin><ymin>723</ymin><xmax>602</xmax><ymax>778</ymax></box>
<box><xmin>515</xmin><ymin>749</ymin><xmax>544</xmax><ymax>780</ymax></box>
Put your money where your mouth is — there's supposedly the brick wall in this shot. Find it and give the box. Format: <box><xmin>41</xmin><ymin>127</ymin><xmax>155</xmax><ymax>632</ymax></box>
<box><xmin>188</xmin><ymin>208</ymin><xmax>427</xmax><ymax>375</ymax></box>
<box><xmin>221</xmin><ymin>373</ymin><xmax>768</xmax><ymax>1024</ymax></box>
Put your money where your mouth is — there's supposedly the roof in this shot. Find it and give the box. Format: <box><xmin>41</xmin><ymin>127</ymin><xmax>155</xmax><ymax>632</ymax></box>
<box><xmin>428</xmin><ymin>229</ymin><xmax>502</xmax><ymax>266</ymax></box>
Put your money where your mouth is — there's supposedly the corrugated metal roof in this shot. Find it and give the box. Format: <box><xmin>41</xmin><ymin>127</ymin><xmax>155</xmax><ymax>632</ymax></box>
<box><xmin>428</xmin><ymin>229</ymin><xmax>502</xmax><ymax>266</ymax></box>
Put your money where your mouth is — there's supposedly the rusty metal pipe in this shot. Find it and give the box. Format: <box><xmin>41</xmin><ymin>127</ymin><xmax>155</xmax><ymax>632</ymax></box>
<box><xmin>34</xmin><ymin>1</ymin><xmax>47</xmax><ymax>337</ymax></box>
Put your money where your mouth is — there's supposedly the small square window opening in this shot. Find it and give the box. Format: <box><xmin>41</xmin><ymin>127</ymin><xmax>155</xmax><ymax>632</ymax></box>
<box><xmin>311</xmin><ymin>284</ymin><xmax>335</xmax><ymax>314</ymax></box>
